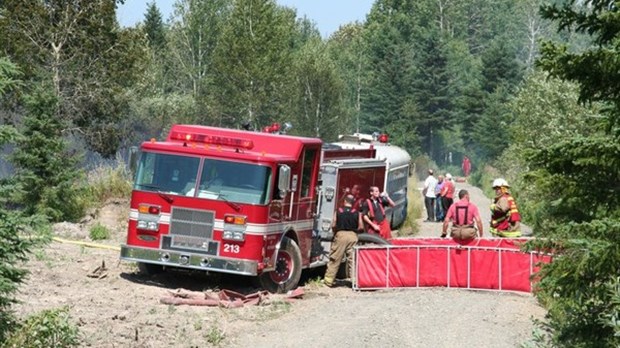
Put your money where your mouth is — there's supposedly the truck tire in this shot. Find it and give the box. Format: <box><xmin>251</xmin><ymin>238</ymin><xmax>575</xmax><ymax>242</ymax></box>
<box><xmin>259</xmin><ymin>236</ymin><xmax>302</xmax><ymax>293</ymax></box>
<box><xmin>137</xmin><ymin>262</ymin><xmax>164</xmax><ymax>276</ymax></box>
<box><xmin>356</xmin><ymin>233</ymin><xmax>390</xmax><ymax>246</ymax></box>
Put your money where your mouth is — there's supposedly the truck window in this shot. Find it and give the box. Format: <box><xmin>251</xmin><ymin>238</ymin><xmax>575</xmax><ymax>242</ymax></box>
<box><xmin>197</xmin><ymin>158</ymin><xmax>272</xmax><ymax>205</ymax></box>
<box><xmin>134</xmin><ymin>152</ymin><xmax>200</xmax><ymax>195</ymax></box>
<box><xmin>300</xmin><ymin>148</ymin><xmax>317</xmax><ymax>198</ymax></box>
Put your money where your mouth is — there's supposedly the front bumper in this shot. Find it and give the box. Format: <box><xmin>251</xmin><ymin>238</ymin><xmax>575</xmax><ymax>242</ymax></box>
<box><xmin>120</xmin><ymin>245</ymin><xmax>258</xmax><ymax>276</ymax></box>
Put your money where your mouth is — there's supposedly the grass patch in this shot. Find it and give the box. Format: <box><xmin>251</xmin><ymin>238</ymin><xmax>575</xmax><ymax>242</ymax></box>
<box><xmin>84</xmin><ymin>157</ymin><xmax>133</xmax><ymax>207</ymax></box>
<box><xmin>304</xmin><ymin>276</ymin><xmax>323</xmax><ymax>289</ymax></box>
<box><xmin>88</xmin><ymin>223</ymin><xmax>110</xmax><ymax>241</ymax></box>
<box><xmin>33</xmin><ymin>249</ymin><xmax>48</xmax><ymax>261</ymax></box>
<box><xmin>205</xmin><ymin>326</ymin><xmax>225</xmax><ymax>346</ymax></box>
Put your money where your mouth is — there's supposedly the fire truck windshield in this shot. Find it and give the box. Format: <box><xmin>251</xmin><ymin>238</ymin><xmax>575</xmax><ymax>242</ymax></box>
<box><xmin>134</xmin><ymin>152</ymin><xmax>272</xmax><ymax>205</ymax></box>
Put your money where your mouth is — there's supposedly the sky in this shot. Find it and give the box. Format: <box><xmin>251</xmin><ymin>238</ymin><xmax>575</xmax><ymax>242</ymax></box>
<box><xmin>116</xmin><ymin>0</ymin><xmax>375</xmax><ymax>38</ymax></box>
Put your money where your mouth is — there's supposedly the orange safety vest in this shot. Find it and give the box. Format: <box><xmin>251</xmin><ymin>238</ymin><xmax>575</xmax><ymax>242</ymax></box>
<box><xmin>491</xmin><ymin>193</ymin><xmax>521</xmax><ymax>231</ymax></box>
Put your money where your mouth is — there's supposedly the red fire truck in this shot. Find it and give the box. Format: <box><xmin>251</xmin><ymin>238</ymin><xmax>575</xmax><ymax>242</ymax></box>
<box><xmin>120</xmin><ymin>124</ymin><xmax>409</xmax><ymax>292</ymax></box>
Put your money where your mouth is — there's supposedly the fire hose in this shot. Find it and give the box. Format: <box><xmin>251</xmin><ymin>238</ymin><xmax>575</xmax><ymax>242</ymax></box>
<box><xmin>52</xmin><ymin>237</ymin><xmax>121</xmax><ymax>251</ymax></box>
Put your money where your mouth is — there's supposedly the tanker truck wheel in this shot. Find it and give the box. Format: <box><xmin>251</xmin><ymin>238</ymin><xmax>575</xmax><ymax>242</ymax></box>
<box><xmin>258</xmin><ymin>236</ymin><xmax>302</xmax><ymax>293</ymax></box>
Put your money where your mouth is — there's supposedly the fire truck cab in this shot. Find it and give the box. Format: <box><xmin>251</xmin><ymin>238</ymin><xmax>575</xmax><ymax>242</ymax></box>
<box><xmin>120</xmin><ymin>125</ymin><xmax>404</xmax><ymax>292</ymax></box>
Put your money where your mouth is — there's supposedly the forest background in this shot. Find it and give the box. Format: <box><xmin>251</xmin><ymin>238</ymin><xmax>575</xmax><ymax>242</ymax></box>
<box><xmin>0</xmin><ymin>0</ymin><xmax>619</xmax><ymax>347</ymax></box>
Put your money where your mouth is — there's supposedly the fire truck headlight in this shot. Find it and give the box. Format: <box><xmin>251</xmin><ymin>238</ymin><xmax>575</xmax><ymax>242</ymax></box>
<box><xmin>223</xmin><ymin>230</ymin><xmax>245</xmax><ymax>241</ymax></box>
<box><xmin>147</xmin><ymin>221</ymin><xmax>159</xmax><ymax>230</ymax></box>
<box><xmin>232</xmin><ymin>231</ymin><xmax>245</xmax><ymax>241</ymax></box>
<box><xmin>137</xmin><ymin>220</ymin><xmax>148</xmax><ymax>229</ymax></box>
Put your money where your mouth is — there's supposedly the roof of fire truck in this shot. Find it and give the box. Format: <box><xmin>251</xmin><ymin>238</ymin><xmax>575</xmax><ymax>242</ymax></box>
<box><xmin>140</xmin><ymin>124</ymin><xmax>322</xmax><ymax>162</ymax></box>
<box><xmin>332</xmin><ymin>133</ymin><xmax>411</xmax><ymax>169</ymax></box>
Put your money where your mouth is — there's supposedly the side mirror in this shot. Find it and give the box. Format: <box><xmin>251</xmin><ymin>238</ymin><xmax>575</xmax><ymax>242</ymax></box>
<box><xmin>278</xmin><ymin>165</ymin><xmax>291</xmax><ymax>198</ymax></box>
<box><xmin>128</xmin><ymin>146</ymin><xmax>139</xmax><ymax>175</ymax></box>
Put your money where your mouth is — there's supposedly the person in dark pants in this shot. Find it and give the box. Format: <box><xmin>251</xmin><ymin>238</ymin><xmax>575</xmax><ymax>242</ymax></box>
<box><xmin>324</xmin><ymin>194</ymin><xmax>363</xmax><ymax>287</ymax></box>
<box><xmin>441</xmin><ymin>173</ymin><xmax>455</xmax><ymax>213</ymax></box>
<box><xmin>423</xmin><ymin>169</ymin><xmax>438</xmax><ymax>221</ymax></box>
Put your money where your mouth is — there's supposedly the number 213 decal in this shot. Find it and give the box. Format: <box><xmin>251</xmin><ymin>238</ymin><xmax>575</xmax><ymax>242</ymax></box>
<box><xmin>224</xmin><ymin>244</ymin><xmax>240</xmax><ymax>253</ymax></box>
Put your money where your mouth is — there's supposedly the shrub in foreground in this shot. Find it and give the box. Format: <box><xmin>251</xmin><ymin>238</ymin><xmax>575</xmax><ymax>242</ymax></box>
<box><xmin>3</xmin><ymin>307</ymin><xmax>80</xmax><ymax>348</ymax></box>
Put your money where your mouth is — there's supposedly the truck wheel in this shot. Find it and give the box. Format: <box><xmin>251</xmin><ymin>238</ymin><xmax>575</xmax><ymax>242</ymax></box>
<box><xmin>356</xmin><ymin>233</ymin><xmax>390</xmax><ymax>246</ymax></box>
<box><xmin>137</xmin><ymin>262</ymin><xmax>163</xmax><ymax>276</ymax></box>
<box><xmin>259</xmin><ymin>237</ymin><xmax>302</xmax><ymax>293</ymax></box>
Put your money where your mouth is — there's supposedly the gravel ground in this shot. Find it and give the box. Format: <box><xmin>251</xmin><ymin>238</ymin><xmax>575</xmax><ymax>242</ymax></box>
<box><xmin>12</xmin><ymin>181</ymin><xmax>545</xmax><ymax>347</ymax></box>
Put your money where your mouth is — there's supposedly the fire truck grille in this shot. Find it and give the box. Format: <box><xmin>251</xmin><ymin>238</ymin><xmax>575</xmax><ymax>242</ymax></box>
<box><xmin>169</xmin><ymin>207</ymin><xmax>215</xmax><ymax>239</ymax></box>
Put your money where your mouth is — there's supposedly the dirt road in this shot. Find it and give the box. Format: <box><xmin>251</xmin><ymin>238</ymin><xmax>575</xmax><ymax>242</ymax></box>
<box><xmin>13</xmin><ymin>186</ymin><xmax>544</xmax><ymax>347</ymax></box>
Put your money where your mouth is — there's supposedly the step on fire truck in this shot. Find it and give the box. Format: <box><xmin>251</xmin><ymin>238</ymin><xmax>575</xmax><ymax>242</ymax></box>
<box><xmin>120</xmin><ymin>124</ymin><xmax>410</xmax><ymax>292</ymax></box>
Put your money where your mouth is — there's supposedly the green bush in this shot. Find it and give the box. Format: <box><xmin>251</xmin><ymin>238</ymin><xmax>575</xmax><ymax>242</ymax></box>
<box><xmin>89</xmin><ymin>223</ymin><xmax>110</xmax><ymax>241</ymax></box>
<box><xmin>3</xmin><ymin>307</ymin><xmax>80</xmax><ymax>348</ymax></box>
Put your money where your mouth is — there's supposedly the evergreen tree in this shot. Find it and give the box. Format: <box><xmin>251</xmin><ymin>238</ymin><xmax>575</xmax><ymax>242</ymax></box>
<box><xmin>10</xmin><ymin>87</ymin><xmax>84</xmax><ymax>222</ymax></box>
<box><xmin>362</xmin><ymin>0</ymin><xmax>416</xmax><ymax>150</ymax></box>
<box><xmin>144</xmin><ymin>1</ymin><xmax>166</xmax><ymax>50</ymax></box>
<box><xmin>0</xmin><ymin>57</ymin><xmax>38</xmax><ymax>344</ymax></box>
<box><xmin>520</xmin><ymin>1</ymin><xmax>620</xmax><ymax>346</ymax></box>
<box><xmin>480</xmin><ymin>35</ymin><xmax>524</xmax><ymax>94</ymax></box>
<box><xmin>291</xmin><ymin>16</ymin><xmax>321</xmax><ymax>50</ymax></box>
<box><xmin>411</xmin><ymin>29</ymin><xmax>452</xmax><ymax>161</ymax></box>
<box><xmin>471</xmin><ymin>85</ymin><xmax>513</xmax><ymax>159</ymax></box>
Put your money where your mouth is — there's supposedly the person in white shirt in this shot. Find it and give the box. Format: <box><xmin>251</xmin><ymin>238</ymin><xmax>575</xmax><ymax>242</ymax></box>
<box><xmin>423</xmin><ymin>169</ymin><xmax>438</xmax><ymax>222</ymax></box>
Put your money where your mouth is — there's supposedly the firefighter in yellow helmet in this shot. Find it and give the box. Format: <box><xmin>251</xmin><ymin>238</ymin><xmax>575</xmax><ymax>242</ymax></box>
<box><xmin>489</xmin><ymin>178</ymin><xmax>522</xmax><ymax>237</ymax></box>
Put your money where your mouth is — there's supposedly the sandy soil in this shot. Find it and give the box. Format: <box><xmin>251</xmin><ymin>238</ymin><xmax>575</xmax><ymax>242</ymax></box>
<box><xmin>13</xmin><ymin>182</ymin><xmax>545</xmax><ymax>347</ymax></box>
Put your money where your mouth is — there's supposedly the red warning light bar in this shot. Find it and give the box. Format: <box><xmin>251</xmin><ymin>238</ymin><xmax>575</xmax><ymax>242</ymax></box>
<box><xmin>169</xmin><ymin>132</ymin><xmax>254</xmax><ymax>149</ymax></box>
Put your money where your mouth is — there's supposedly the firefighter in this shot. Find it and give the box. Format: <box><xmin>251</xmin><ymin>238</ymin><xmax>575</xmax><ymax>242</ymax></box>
<box><xmin>324</xmin><ymin>194</ymin><xmax>363</xmax><ymax>287</ymax></box>
<box><xmin>362</xmin><ymin>186</ymin><xmax>395</xmax><ymax>240</ymax></box>
<box><xmin>490</xmin><ymin>178</ymin><xmax>522</xmax><ymax>237</ymax></box>
<box><xmin>441</xmin><ymin>189</ymin><xmax>483</xmax><ymax>240</ymax></box>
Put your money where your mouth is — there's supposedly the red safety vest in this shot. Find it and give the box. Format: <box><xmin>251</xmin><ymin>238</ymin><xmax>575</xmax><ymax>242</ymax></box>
<box><xmin>365</xmin><ymin>198</ymin><xmax>385</xmax><ymax>221</ymax></box>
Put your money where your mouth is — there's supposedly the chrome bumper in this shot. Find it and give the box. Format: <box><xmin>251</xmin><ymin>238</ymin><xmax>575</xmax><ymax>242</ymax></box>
<box><xmin>120</xmin><ymin>245</ymin><xmax>258</xmax><ymax>276</ymax></box>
